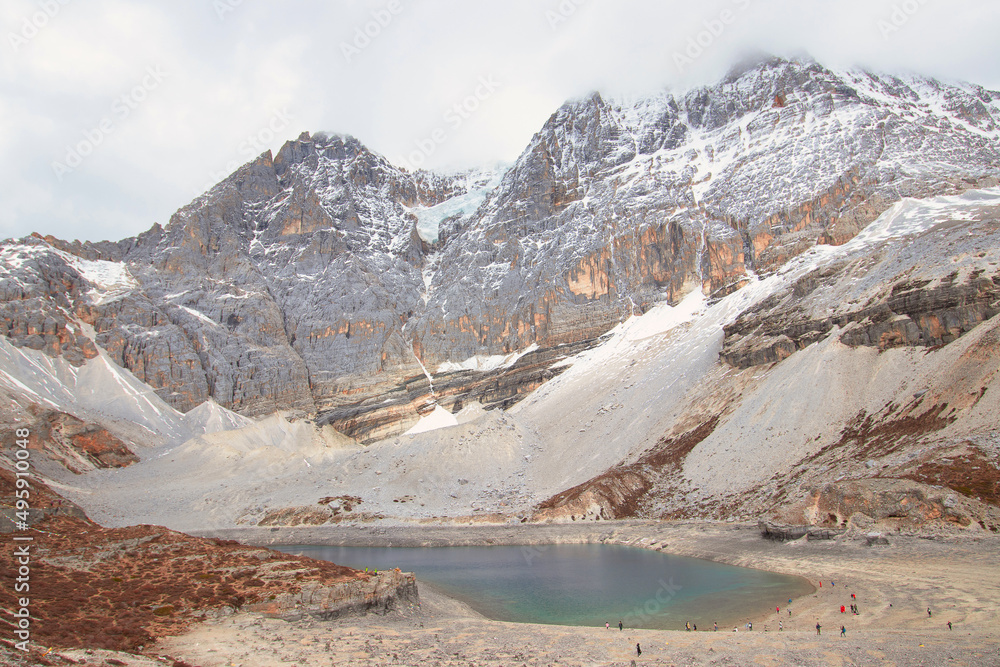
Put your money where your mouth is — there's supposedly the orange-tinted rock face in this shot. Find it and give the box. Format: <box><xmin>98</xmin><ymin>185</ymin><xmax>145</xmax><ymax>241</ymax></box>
<box><xmin>69</xmin><ymin>429</ymin><xmax>139</xmax><ymax>469</ymax></box>
<box><xmin>751</xmin><ymin>169</ymin><xmax>868</xmax><ymax>273</ymax></box>
<box><xmin>277</xmin><ymin>188</ymin><xmax>337</xmax><ymax>236</ymax></box>
<box><xmin>790</xmin><ymin>480</ymin><xmax>975</xmax><ymax>528</ymax></box>
<box><xmin>1</xmin><ymin>411</ymin><xmax>138</xmax><ymax>474</ymax></box>
<box><xmin>702</xmin><ymin>234</ymin><xmax>747</xmax><ymax>296</ymax></box>
<box><xmin>567</xmin><ymin>250</ymin><xmax>611</xmax><ymax>299</ymax></box>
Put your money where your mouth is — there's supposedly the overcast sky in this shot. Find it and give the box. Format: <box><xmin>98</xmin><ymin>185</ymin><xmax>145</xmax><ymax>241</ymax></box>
<box><xmin>2</xmin><ymin>0</ymin><xmax>999</xmax><ymax>243</ymax></box>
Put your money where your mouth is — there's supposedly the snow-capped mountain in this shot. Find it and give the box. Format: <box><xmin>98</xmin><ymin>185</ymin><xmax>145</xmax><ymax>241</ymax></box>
<box><xmin>2</xmin><ymin>56</ymin><xmax>1000</xmax><ymax>445</ymax></box>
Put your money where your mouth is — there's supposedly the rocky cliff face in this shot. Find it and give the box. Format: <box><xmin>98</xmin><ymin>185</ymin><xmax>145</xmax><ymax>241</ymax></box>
<box><xmin>524</xmin><ymin>189</ymin><xmax>1000</xmax><ymax>532</ymax></box>
<box><xmin>3</xmin><ymin>57</ymin><xmax>1000</xmax><ymax>441</ymax></box>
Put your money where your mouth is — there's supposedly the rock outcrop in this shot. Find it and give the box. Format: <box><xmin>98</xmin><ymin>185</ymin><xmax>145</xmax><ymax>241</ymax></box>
<box><xmin>248</xmin><ymin>569</ymin><xmax>418</xmax><ymax>622</ymax></box>
<box><xmin>781</xmin><ymin>478</ymin><xmax>999</xmax><ymax>531</ymax></box>
<box><xmin>1</xmin><ymin>410</ymin><xmax>138</xmax><ymax>474</ymax></box>
<box><xmin>757</xmin><ymin>521</ymin><xmax>842</xmax><ymax>541</ymax></box>
<box><xmin>722</xmin><ymin>258</ymin><xmax>1000</xmax><ymax>369</ymax></box>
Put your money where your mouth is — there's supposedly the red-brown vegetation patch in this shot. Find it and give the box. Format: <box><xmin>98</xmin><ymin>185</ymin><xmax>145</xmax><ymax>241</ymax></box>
<box><xmin>0</xmin><ymin>473</ymin><xmax>367</xmax><ymax>653</ymax></box>
<box><xmin>534</xmin><ymin>417</ymin><xmax>718</xmax><ymax>520</ymax></box>
<box><xmin>813</xmin><ymin>402</ymin><xmax>956</xmax><ymax>461</ymax></box>
<box><xmin>901</xmin><ymin>448</ymin><xmax>1000</xmax><ymax>507</ymax></box>
<box><xmin>636</xmin><ymin>417</ymin><xmax>720</xmax><ymax>470</ymax></box>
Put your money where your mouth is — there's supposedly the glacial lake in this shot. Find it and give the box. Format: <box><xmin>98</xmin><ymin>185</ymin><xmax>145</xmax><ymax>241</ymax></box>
<box><xmin>278</xmin><ymin>543</ymin><xmax>814</xmax><ymax>629</ymax></box>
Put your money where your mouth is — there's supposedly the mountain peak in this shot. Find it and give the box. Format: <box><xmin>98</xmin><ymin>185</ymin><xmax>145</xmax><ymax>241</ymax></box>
<box><xmin>2</xmin><ymin>58</ymin><xmax>999</xmax><ymax>445</ymax></box>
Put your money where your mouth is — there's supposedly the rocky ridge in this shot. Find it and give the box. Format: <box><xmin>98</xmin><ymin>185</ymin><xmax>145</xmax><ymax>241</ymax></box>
<box><xmin>3</xmin><ymin>57</ymin><xmax>1000</xmax><ymax>442</ymax></box>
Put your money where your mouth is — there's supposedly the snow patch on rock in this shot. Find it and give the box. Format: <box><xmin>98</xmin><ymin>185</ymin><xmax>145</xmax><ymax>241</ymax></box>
<box><xmin>404</xmin><ymin>405</ymin><xmax>459</xmax><ymax>435</ymax></box>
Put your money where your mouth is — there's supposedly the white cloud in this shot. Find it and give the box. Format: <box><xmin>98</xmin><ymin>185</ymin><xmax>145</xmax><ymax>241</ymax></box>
<box><xmin>2</xmin><ymin>0</ymin><xmax>999</xmax><ymax>243</ymax></box>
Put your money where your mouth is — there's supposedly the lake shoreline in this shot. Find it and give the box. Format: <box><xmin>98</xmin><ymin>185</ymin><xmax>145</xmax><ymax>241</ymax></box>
<box><xmin>159</xmin><ymin>521</ymin><xmax>1000</xmax><ymax>666</ymax></box>
<box><xmin>278</xmin><ymin>541</ymin><xmax>815</xmax><ymax>630</ymax></box>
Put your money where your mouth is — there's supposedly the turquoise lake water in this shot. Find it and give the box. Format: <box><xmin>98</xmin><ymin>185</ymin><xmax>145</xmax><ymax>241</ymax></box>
<box><xmin>279</xmin><ymin>544</ymin><xmax>813</xmax><ymax>630</ymax></box>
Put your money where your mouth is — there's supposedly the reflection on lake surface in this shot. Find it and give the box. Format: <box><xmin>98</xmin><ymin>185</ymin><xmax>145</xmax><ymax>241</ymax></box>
<box><xmin>279</xmin><ymin>544</ymin><xmax>813</xmax><ymax>629</ymax></box>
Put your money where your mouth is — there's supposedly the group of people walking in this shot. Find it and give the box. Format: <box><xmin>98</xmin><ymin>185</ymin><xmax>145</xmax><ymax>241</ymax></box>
<box><xmin>605</xmin><ymin>582</ymin><xmax>954</xmax><ymax>661</ymax></box>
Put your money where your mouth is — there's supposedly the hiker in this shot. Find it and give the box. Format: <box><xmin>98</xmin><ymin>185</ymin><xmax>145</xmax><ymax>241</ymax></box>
<box><xmin>788</xmin><ymin>609</ymin><xmax>792</xmax><ymax>617</ymax></box>
<box><xmin>777</xmin><ymin>606</ymin><xmax>780</xmax><ymax>614</ymax></box>
<box><xmin>816</xmin><ymin>622</ymin><xmax>822</xmax><ymax>635</ymax></box>
<box><xmin>748</xmin><ymin>621</ymin><xmax>752</xmax><ymax>631</ymax></box>
<box><xmin>693</xmin><ymin>623</ymin><xmax>697</xmax><ymax>631</ymax></box>
<box><xmin>779</xmin><ymin>620</ymin><xmax>783</xmax><ymax>631</ymax></box>
<box><xmin>636</xmin><ymin>643</ymin><xmax>641</xmax><ymax>656</ymax></box>
<box><xmin>605</xmin><ymin>621</ymin><xmax>609</xmax><ymax>629</ymax></box>
<box><xmin>619</xmin><ymin>620</ymin><xmax>623</xmax><ymax>631</ymax></box>
<box><xmin>841</xmin><ymin>605</ymin><xmax>845</xmax><ymax>614</ymax></box>
<box><xmin>927</xmin><ymin>607</ymin><xmax>932</xmax><ymax>617</ymax></box>
<box><xmin>840</xmin><ymin>625</ymin><xmax>846</xmax><ymax>637</ymax></box>
<box><xmin>685</xmin><ymin>621</ymin><xmax>690</xmax><ymax>631</ymax></box>
<box><xmin>948</xmin><ymin>621</ymin><xmax>952</xmax><ymax>630</ymax></box>
<box><xmin>714</xmin><ymin>621</ymin><xmax>718</xmax><ymax>631</ymax></box>
<box><xmin>851</xmin><ymin>593</ymin><xmax>856</xmax><ymax>600</ymax></box>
